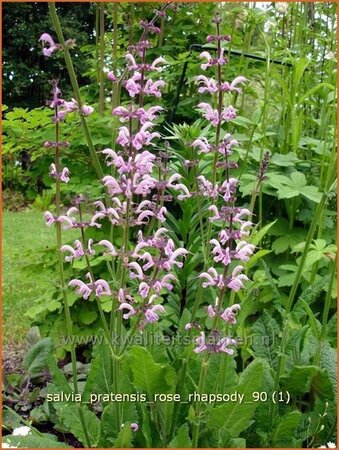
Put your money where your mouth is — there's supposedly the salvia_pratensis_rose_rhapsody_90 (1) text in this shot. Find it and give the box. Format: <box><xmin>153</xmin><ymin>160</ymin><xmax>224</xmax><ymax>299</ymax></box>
<box><xmin>39</xmin><ymin>8</ymin><xmax>261</xmax><ymax>445</ymax></box>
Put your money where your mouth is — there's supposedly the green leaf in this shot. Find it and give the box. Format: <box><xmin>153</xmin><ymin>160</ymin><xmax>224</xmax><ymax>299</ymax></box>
<box><xmin>56</xmin><ymin>404</ymin><xmax>100</xmax><ymax>447</ymax></box>
<box><xmin>168</xmin><ymin>424</ymin><xmax>192</xmax><ymax>447</ymax></box>
<box><xmin>206</xmin><ymin>359</ymin><xmax>264</xmax><ymax>437</ymax></box>
<box><xmin>3</xmin><ymin>434</ymin><xmax>70</xmax><ymax>448</ymax></box>
<box><xmin>129</xmin><ymin>346</ymin><xmax>176</xmax><ymax>395</ymax></box>
<box><xmin>79</xmin><ymin>309</ymin><xmax>98</xmax><ymax>325</ymax></box>
<box><xmin>23</xmin><ymin>337</ymin><xmax>53</xmax><ymax>377</ymax></box>
<box><xmin>47</xmin><ymin>355</ymin><xmax>73</xmax><ymax>394</ymax></box>
<box><xmin>273</xmin><ymin>411</ymin><xmax>302</xmax><ymax>447</ymax></box>
<box><xmin>250</xmin><ymin>220</ymin><xmax>277</xmax><ymax>247</ymax></box>
<box><xmin>113</xmin><ymin>422</ymin><xmax>133</xmax><ymax>448</ymax></box>
<box><xmin>281</xmin><ymin>366</ymin><xmax>321</xmax><ymax>395</ymax></box>
<box><xmin>82</xmin><ymin>336</ymin><xmax>113</xmax><ymax>402</ymax></box>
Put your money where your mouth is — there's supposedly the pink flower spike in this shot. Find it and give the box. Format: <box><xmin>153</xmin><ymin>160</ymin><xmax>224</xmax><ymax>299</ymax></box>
<box><xmin>119</xmin><ymin>302</ymin><xmax>137</xmax><ymax>320</ymax></box>
<box><xmin>39</xmin><ymin>33</ymin><xmax>58</xmax><ymax>57</ymax></box>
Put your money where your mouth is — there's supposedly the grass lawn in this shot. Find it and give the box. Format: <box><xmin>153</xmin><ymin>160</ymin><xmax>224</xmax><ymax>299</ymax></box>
<box><xmin>2</xmin><ymin>210</ymin><xmax>77</xmax><ymax>347</ymax></box>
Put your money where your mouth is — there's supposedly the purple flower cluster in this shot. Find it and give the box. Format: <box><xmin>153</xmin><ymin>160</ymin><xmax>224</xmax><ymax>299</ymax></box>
<box><xmin>42</xmin><ymin>16</ymin><xmax>189</xmax><ymax>330</ymax></box>
<box><xmin>186</xmin><ymin>15</ymin><xmax>255</xmax><ymax>354</ymax></box>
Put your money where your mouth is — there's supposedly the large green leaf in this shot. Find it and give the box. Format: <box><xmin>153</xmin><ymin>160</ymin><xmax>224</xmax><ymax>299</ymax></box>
<box><xmin>272</xmin><ymin>411</ymin><xmax>302</xmax><ymax>447</ymax></box>
<box><xmin>129</xmin><ymin>346</ymin><xmax>176</xmax><ymax>396</ymax></box>
<box><xmin>206</xmin><ymin>359</ymin><xmax>264</xmax><ymax>437</ymax></box>
<box><xmin>168</xmin><ymin>424</ymin><xmax>192</xmax><ymax>448</ymax></box>
<box><xmin>23</xmin><ymin>337</ymin><xmax>53</xmax><ymax>378</ymax></box>
<box><xmin>55</xmin><ymin>404</ymin><xmax>100</xmax><ymax>447</ymax></box>
<box><xmin>3</xmin><ymin>434</ymin><xmax>70</xmax><ymax>448</ymax></box>
<box><xmin>82</xmin><ymin>337</ymin><xmax>113</xmax><ymax>402</ymax></box>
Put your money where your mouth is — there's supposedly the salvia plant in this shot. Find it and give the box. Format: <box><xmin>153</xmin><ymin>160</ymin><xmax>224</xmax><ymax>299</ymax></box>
<box><xmin>2</xmin><ymin>3</ymin><xmax>336</xmax><ymax>449</ymax></box>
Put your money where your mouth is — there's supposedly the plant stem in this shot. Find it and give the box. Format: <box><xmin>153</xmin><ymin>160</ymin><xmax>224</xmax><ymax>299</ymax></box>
<box><xmin>99</xmin><ymin>3</ymin><xmax>105</xmax><ymax>116</ymax></box>
<box><xmin>49</xmin><ymin>2</ymin><xmax>104</xmax><ymax>180</ymax></box>
<box><xmin>192</xmin><ymin>355</ymin><xmax>210</xmax><ymax>448</ymax></box>
<box><xmin>54</xmin><ymin>114</ymin><xmax>91</xmax><ymax>449</ymax></box>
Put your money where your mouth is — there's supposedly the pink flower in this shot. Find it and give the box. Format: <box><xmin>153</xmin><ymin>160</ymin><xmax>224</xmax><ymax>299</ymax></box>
<box><xmin>131</xmin><ymin>423</ymin><xmax>139</xmax><ymax>432</ymax></box>
<box><xmin>194</xmin><ymin>332</ymin><xmax>237</xmax><ymax>354</ymax></box>
<box><xmin>68</xmin><ymin>279</ymin><xmax>92</xmax><ymax>300</ymax></box>
<box><xmin>98</xmin><ymin>240</ymin><xmax>118</xmax><ymax>256</ymax></box>
<box><xmin>81</xmin><ymin>105</ymin><xmax>94</xmax><ymax>116</ymax></box>
<box><xmin>227</xmin><ymin>266</ymin><xmax>249</xmax><ymax>291</ymax></box>
<box><xmin>199</xmin><ymin>51</ymin><xmax>214</xmax><ymax>70</ymax></box>
<box><xmin>128</xmin><ymin>262</ymin><xmax>145</xmax><ymax>280</ymax></box>
<box><xmin>196</xmin><ymin>75</ymin><xmax>218</xmax><ymax>94</ymax></box>
<box><xmin>60</xmin><ymin>239</ymin><xmax>95</xmax><ymax>262</ymax></box>
<box><xmin>150</xmin><ymin>57</ymin><xmax>166</xmax><ymax>72</ymax></box>
<box><xmin>210</xmin><ymin>239</ymin><xmax>231</xmax><ymax>266</ymax></box>
<box><xmin>197</xmin><ymin>176</ymin><xmax>218</xmax><ymax>198</ymax></box>
<box><xmin>143</xmin><ymin>79</ymin><xmax>165</xmax><ymax>97</ymax></box>
<box><xmin>221</xmin><ymin>105</ymin><xmax>237</xmax><ymax>121</ymax></box>
<box><xmin>125</xmin><ymin>53</ymin><xmax>139</xmax><ymax>71</ymax></box>
<box><xmin>220</xmin><ymin>178</ymin><xmax>238</xmax><ymax>201</ymax></box>
<box><xmin>199</xmin><ymin>267</ymin><xmax>224</xmax><ymax>288</ymax></box>
<box><xmin>194</xmin><ymin>332</ymin><xmax>208</xmax><ymax>353</ymax></box>
<box><xmin>144</xmin><ymin>296</ymin><xmax>166</xmax><ymax>323</ymax></box>
<box><xmin>69</xmin><ymin>273</ymin><xmax>111</xmax><ymax>299</ymax></box>
<box><xmin>107</xmin><ymin>71</ymin><xmax>116</xmax><ymax>81</ymax></box>
<box><xmin>89</xmin><ymin>212</ymin><xmax>105</xmax><ymax>228</ymax></box>
<box><xmin>39</xmin><ymin>33</ymin><xmax>59</xmax><ymax>57</ymax></box>
<box><xmin>220</xmin><ymin>304</ymin><xmax>241</xmax><ymax>324</ymax></box>
<box><xmin>197</xmin><ymin>102</ymin><xmax>219</xmax><ymax>125</ymax></box>
<box><xmin>133</xmin><ymin>122</ymin><xmax>160</xmax><ymax>150</ymax></box>
<box><xmin>138</xmin><ymin>106</ymin><xmax>164</xmax><ymax>124</ymax></box>
<box><xmin>125</xmin><ymin>72</ymin><xmax>142</xmax><ymax>97</ymax></box>
<box><xmin>116</xmin><ymin>127</ymin><xmax>130</xmax><ymax>147</ymax></box>
<box><xmin>166</xmin><ymin>174</ymin><xmax>191</xmax><ymax>200</ymax></box>
<box><xmin>60</xmin><ymin>167</ymin><xmax>70</xmax><ymax>183</ymax></box>
<box><xmin>119</xmin><ymin>302</ymin><xmax>137</xmax><ymax>320</ymax></box>
<box><xmin>234</xmin><ymin>241</ymin><xmax>255</xmax><ymax>262</ymax></box>
<box><xmin>221</xmin><ymin>76</ymin><xmax>247</xmax><ymax>94</ymax></box>
<box><xmin>192</xmin><ymin>137</ymin><xmax>212</xmax><ymax>154</ymax></box>
<box><xmin>49</xmin><ymin>164</ymin><xmax>70</xmax><ymax>183</ymax></box>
